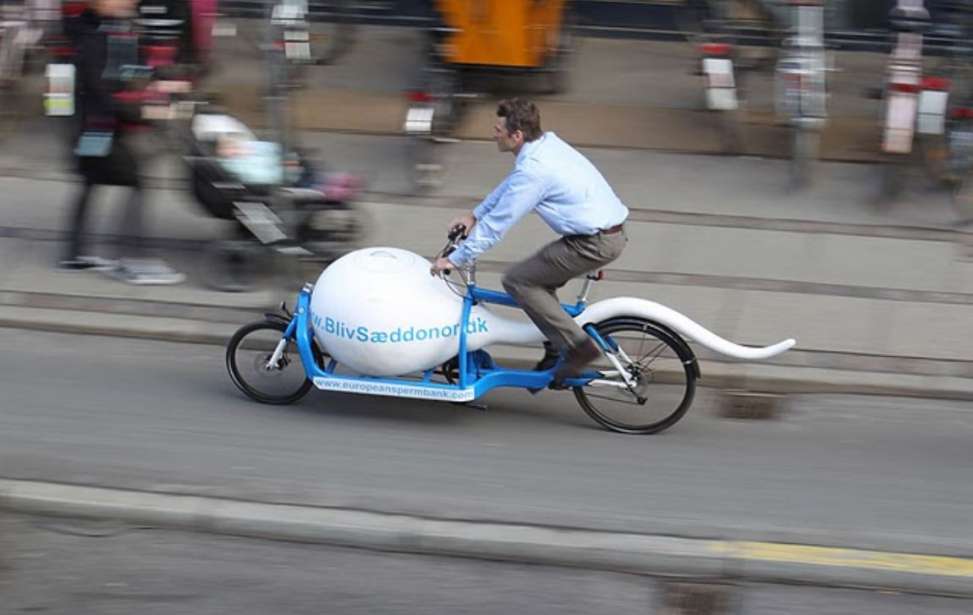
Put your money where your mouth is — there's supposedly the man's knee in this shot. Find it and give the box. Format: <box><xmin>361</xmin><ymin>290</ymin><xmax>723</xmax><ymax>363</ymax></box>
<box><xmin>503</xmin><ymin>265</ymin><xmax>540</xmax><ymax>297</ymax></box>
<box><xmin>501</xmin><ymin>270</ymin><xmax>523</xmax><ymax>297</ymax></box>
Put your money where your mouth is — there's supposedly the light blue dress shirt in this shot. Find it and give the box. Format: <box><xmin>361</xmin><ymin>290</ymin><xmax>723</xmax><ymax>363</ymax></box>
<box><xmin>448</xmin><ymin>132</ymin><xmax>629</xmax><ymax>267</ymax></box>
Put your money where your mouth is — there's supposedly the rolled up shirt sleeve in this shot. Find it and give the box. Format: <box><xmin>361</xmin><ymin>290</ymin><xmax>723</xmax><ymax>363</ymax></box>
<box><xmin>449</xmin><ymin>168</ymin><xmax>547</xmax><ymax>267</ymax></box>
<box><xmin>472</xmin><ymin>177</ymin><xmax>509</xmax><ymax>220</ymax></box>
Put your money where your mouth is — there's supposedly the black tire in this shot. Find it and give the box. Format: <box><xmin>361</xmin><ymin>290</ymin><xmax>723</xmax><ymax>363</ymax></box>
<box><xmin>226</xmin><ymin>320</ymin><xmax>323</xmax><ymax>404</ymax></box>
<box><xmin>574</xmin><ymin>318</ymin><xmax>697</xmax><ymax>434</ymax></box>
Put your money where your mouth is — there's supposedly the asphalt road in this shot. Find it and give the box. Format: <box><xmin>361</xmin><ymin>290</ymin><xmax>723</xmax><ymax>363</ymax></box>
<box><xmin>1</xmin><ymin>329</ymin><xmax>971</xmax><ymax>556</ymax></box>
<box><xmin>3</xmin><ymin>513</ymin><xmax>972</xmax><ymax>615</ymax></box>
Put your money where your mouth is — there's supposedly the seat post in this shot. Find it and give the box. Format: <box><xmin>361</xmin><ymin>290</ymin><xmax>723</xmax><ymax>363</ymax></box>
<box><xmin>576</xmin><ymin>270</ymin><xmax>603</xmax><ymax>304</ymax></box>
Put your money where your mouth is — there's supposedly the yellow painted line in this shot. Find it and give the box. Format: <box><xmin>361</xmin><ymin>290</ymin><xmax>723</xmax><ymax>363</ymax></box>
<box><xmin>716</xmin><ymin>541</ymin><xmax>973</xmax><ymax>578</ymax></box>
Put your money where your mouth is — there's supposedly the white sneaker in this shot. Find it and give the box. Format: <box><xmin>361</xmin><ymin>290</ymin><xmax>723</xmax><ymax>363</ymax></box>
<box><xmin>78</xmin><ymin>255</ymin><xmax>119</xmax><ymax>271</ymax></box>
<box><xmin>57</xmin><ymin>255</ymin><xmax>118</xmax><ymax>272</ymax></box>
<box><xmin>107</xmin><ymin>258</ymin><xmax>185</xmax><ymax>285</ymax></box>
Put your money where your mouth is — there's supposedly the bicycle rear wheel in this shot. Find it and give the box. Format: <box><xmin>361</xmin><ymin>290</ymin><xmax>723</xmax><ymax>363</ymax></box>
<box><xmin>574</xmin><ymin>318</ymin><xmax>697</xmax><ymax>435</ymax></box>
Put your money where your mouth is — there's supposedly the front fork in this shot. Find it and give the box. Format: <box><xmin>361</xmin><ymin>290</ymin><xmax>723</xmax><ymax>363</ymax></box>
<box><xmin>265</xmin><ymin>317</ymin><xmax>298</xmax><ymax>370</ymax></box>
<box><xmin>263</xmin><ymin>300</ymin><xmax>298</xmax><ymax>371</ymax></box>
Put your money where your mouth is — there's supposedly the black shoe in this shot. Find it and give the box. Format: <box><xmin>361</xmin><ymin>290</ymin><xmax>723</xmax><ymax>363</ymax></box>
<box><xmin>533</xmin><ymin>352</ymin><xmax>559</xmax><ymax>372</ymax></box>
<box><xmin>552</xmin><ymin>340</ymin><xmax>602</xmax><ymax>388</ymax></box>
<box><xmin>529</xmin><ymin>344</ymin><xmax>560</xmax><ymax>394</ymax></box>
<box><xmin>57</xmin><ymin>258</ymin><xmax>98</xmax><ymax>271</ymax></box>
<box><xmin>533</xmin><ymin>342</ymin><xmax>560</xmax><ymax>372</ymax></box>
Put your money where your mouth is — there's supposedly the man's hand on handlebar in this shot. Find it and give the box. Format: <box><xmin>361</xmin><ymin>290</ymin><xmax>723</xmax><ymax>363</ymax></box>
<box><xmin>430</xmin><ymin>256</ymin><xmax>454</xmax><ymax>277</ymax></box>
<box><xmin>448</xmin><ymin>213</ymin><xmax>476</xmax><ymax>237</ymax></box>
<box><xmin>430</xmin><ymin>221</ymin><xmax>470</xmax><ymax>277</ymax></box>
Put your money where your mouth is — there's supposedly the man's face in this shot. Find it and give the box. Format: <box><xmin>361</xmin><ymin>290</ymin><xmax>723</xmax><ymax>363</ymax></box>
<box><xmin>493</xmin><ymin>116</ymin><xmax>522</xmax><ymax>153</ymax></box>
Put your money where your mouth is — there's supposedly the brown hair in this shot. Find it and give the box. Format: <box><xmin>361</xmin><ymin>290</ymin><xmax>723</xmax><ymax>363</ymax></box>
<box><xmin>497</xmin><ymin>98</ymin><xmax>542</xmax><ymax>142</ymax></box>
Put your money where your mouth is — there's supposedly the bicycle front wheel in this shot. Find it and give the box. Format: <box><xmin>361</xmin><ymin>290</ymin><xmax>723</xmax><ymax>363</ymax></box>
<box><xmin>226</xmin><ymin>320</ymin><xmax>322</xmax><ymax>404</ymax></box>
<box><xmin>574</xmin><ymin>318</ymin><xmax>697</xmax><ymax>434</ymax></box>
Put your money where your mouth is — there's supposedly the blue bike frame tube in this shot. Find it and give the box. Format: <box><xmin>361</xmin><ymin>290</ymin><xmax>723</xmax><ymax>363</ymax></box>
<box><xmin>458</xmin><ymin>292</ymin><xmax>473</xmax><ymax>387</ymax></box>
<box><xmin>283</xmin><ymin>317</ymin><xmax>298</xmax><ymax>342</ymax></box>
<box><xmin>470</xmin><ymin>287</ymin><xmax>585</xmax><ymax>317</ymax></box>
<box><xmin>584</xmin><ymin>323</ymin><xmax>617</xmax><ymax>353</ymax></box>
<box><xmin>295</xmin><ymin>289</ymin><xmax>324</xmax><ymax>380</ymax></box>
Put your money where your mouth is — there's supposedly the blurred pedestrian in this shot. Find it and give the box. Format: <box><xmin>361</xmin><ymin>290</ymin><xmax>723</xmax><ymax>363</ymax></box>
<box><xmin>59</xmin><ymin>0</ymin><xmax>183</xmax><ymax>284</ymax></box>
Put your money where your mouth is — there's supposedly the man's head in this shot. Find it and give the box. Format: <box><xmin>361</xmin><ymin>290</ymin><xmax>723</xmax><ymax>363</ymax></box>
<box><xmin>93</xmin><ymin>0</ymin><xmax>136</xmax><ymax>18</ymax></box>
<box><xmin>494</xmin><ymin>98</ymin><xmax>542</xmax><ymax>154</ymax></box>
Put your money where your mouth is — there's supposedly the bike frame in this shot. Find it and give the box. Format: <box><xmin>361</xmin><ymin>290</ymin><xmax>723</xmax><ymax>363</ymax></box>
<box><xmin>280</xmin><ymin>279</ymin><xmax>607</xmax><ymax>404</ymax></box>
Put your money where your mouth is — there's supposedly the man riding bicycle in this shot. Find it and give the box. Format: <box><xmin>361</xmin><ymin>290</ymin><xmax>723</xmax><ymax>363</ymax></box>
<box><xmin>430</xmin><ymin>98</ymin><xmax>629</xmax><ymax>386</ymax></box>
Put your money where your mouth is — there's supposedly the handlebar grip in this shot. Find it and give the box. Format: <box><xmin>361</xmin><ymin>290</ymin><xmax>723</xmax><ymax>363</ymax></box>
<box><xmin>448</xmin><ymin>224</ymin><xmax>468</xmax><ymax>241</ymax></box>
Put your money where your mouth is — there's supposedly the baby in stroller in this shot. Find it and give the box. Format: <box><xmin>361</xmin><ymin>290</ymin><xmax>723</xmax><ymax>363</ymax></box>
<box><xmin>187</xmin><ymin>111</ymin><xmax>364</xmax><ymax>291</ymax></box>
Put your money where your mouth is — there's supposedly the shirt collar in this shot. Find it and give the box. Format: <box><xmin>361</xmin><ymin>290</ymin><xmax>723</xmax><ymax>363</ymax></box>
<box><xmin>515</xmin><ymin>131</ymin><xmax>548</xmax><ymax>166</ymax></box>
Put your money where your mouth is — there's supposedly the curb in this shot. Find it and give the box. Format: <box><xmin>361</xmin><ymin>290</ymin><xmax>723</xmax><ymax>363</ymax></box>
<box><xmin>1</xmin><ymin>303</ymin><xmax>971</xmax><ymax>401</ymax></box>
<box><xmin>1</xmin><ymin>303</ymin><xmax>971</xmax><ymax>400</ymax></box>
<box><xmin>3</xmin><ymin>478</ymin><xmax>972</xmax><ymax>596</ymax></box>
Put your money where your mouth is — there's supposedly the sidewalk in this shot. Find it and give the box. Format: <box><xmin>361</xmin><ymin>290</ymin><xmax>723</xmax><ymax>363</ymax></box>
<box><xmin>0</xmin><ymin>131</ymin><xmax>971</xmax><ymax>400</ymax></box>
<box><xmin>0</xmin><ymin>24</ymin><xmax>971</xmax><ymax>399</ymax></box>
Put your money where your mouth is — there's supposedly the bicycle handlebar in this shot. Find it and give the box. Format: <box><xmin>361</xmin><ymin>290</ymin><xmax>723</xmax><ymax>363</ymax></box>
<box><xmin>436</xmin><ymin>224</ymin><xmax>470</xmax><ymax>277</ymax></box>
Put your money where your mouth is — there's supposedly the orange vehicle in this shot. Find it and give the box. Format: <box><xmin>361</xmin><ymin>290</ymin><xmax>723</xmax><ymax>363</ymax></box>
<box><xmin>435</xmin><ymin>0</ymin><xmax>569</xmax><ymax>70</ymax></box>
<box><xmin>404</xmin><ymin>0</ymin><xmax>575</xmax><ymax>192</ymax></box>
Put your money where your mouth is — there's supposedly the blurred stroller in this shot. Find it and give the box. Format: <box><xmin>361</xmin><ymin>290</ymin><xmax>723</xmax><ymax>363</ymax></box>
<box><xmin>185</xmin><ymin>110</ymin><xmax>365</xmax><ymax>292</ymax></box>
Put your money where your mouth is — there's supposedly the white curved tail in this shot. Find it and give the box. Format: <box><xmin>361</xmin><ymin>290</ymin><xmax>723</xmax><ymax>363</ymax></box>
<box><xmin>578</xmin><ymin>297</ymin><xmax>796</xmax><ymax>361</ymax></box>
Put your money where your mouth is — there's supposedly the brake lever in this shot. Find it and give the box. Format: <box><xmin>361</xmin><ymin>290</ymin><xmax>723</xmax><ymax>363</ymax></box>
<box><xmin>435</xmin><ymin>224</ymin><xmax>470</xmax><ymax>278</ymax></box>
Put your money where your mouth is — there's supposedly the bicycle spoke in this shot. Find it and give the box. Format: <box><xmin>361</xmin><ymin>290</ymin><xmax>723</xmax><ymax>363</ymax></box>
<box><xmin>637</xmin><ymin>341</ymin><xmax>668</xmax><ymax>367</ymax></box>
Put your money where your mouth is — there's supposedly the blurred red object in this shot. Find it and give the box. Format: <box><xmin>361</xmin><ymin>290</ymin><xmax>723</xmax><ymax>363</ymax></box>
<box><xmin>318</xmin><ymin>173</ymin><xmax>364</xmax><ymax>202</ymax></box>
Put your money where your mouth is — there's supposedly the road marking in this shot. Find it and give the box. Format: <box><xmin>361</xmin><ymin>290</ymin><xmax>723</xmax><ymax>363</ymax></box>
<box><xmin>724</xmin><ymin>541</ymin><xmax>973</xmax><ymax>578</ymax></box>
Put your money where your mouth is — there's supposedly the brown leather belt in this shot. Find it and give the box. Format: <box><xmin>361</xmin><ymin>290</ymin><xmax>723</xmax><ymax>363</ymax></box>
<box><xmin>599</xmin><ymin>223</ymin><xmax>625</xmax><ymax>235</ymax></box>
